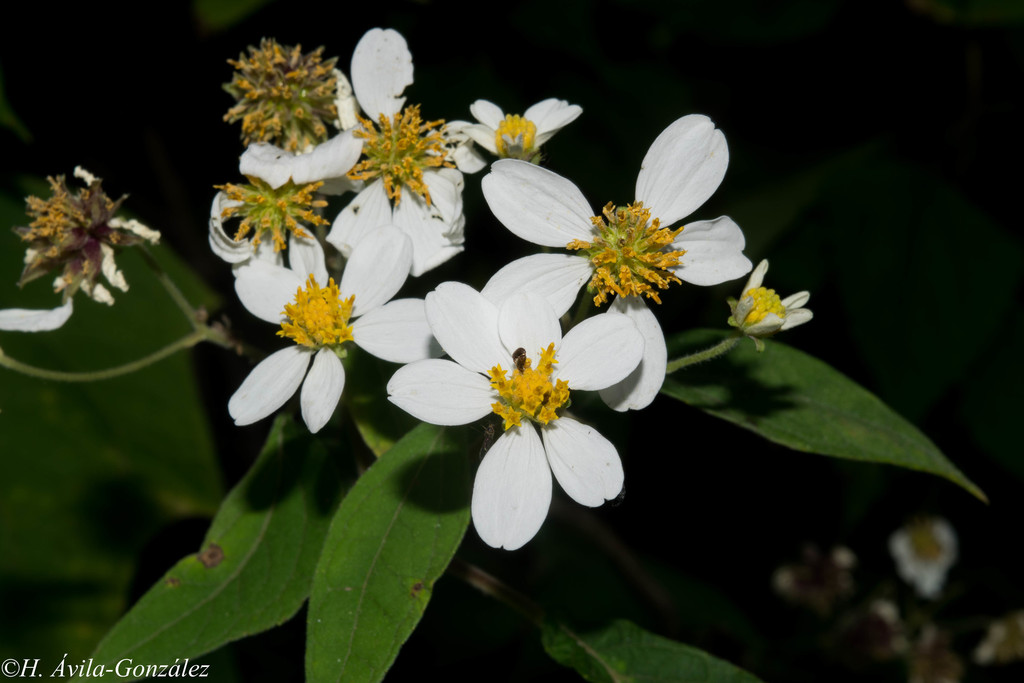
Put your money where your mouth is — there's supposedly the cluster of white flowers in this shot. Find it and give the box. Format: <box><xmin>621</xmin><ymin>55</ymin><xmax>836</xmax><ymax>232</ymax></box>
<box><xmin>200</xmin><ymin>26</ymin><xmax>816</xmax><ymax>550</ymax></box>
<box><xmin>1</xmin><ymin>27</ymin><xmax>812</xmax><ymax>552</ymax></box>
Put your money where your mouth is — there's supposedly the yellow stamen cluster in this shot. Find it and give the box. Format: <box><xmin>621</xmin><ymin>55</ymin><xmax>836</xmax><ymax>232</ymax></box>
<box><xmin>223</xmin><ymin>38</ymin><xmax>340</xmax><ymax>152</ymax></box>
<box><xmin>277</xmin><ymin>276</ymin><xmax>355</xmax><ymax>348</ymax></box>
<box><xmin>908</xmin><ymin>518</ymin><xmax>945</xmax><ymax>561</ymax></box>
<box><xmin>488</xmin><ymin>344</ymin><xmax>571</xmax><ymax>430</ymax></box>
<box><xmin>566</xmin><ymin>202</ymin><xmax>685</xmax><ymax>306</ymax></box>
<box><xmin>494</xmin><ymin>114</ymin><xmax>537</xmax><ymax>159</ymax></box>
<box><xmin>215</xmin><ymin>177</ymin><xmax>327</xmax><ymax>252</ymax></box>
<box><xmin>742</xmin><ymin>287</ymin><xmax>786</xmax><ymax>325</ymax></box>
<box><xmin>347</xmin><ymin>105</ymin><xmax>452</xmax><ymax>206</ymax></box>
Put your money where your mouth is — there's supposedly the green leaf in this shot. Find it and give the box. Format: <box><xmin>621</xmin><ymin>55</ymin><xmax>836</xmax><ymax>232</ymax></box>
<box><xmin>81</xmin><ymin>415</ymin><xmax>346</xmax><ymax>681</ymax></box>
<box><xmin>344</xmin><ymin>346</ymin><xmax>419</xmax><ymax>457</ymax></box>
<box><xmin>816</xmin><ymin>157</ymin><xmax>1023</xmax><ymax>420</ymax></box>
<box><xmin>661</xmin><ymin>330</ymin><xmax>985</xmax><ymax>502</ymax></box>
<box><xmin>0</xmin><ymin>187</ymin><xmax>223</xmax><ymax>661</ymax></box>
<box><xmin>542</xmin><ymin>618</ymin><xmax>764</xmax><ymax>683</ymax></box>
<box><xmin>306</xmin><ymin>423</ymin><xmax>471</xmax><ymax>683</ymax></box>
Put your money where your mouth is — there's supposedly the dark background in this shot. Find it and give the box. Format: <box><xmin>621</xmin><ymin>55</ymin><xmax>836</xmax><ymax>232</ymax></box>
<box><xmin>1</xmin><ymin>0</ymin><xmax>1022</xmax><ymax>680</ymax></box>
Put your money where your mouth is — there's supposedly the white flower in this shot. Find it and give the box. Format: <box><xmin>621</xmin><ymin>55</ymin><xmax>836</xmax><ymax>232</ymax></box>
<box><xmin>453</xmin><ymin>98</ymin><xmax>582</xmax><ymax>161</ymax></box>
<box><xmin>326</xmin><ymin>28</ymin><xmax>467</xmax><ymax>277</ymax></box>
<box><xmin>481</xmin><ymin>114</ymin><xmax>752</xmax><ymax>411</ymax></box>
<box><xmin>728</xmin><ymin>259</ymin><xmax>812</xmax><ymax>351</ymax></box>
<box><xmin>889</xmin><ymin>516</ymin><xmax>958</xmax><ymax>599</ymax></box>
<box><xmin>210</xmin><ymin>132</ymin><xmax>363</xmax><ymax>267</ymax></box>
<box><xmin>228</xmin><ymin>227</ymin><xmax>436</xmax><ymax>433</ymax></box>
<box><xmin>387</xmin><ymin>282</ymin><xmax>644</xmax><ymax>550</ymax></box>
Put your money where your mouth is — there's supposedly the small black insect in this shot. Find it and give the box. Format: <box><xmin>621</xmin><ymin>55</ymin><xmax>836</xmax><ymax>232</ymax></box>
<box><xmin>512</xmin><ymin>347</ymin><xmax>527</xmax><ymax>373</ymax></box>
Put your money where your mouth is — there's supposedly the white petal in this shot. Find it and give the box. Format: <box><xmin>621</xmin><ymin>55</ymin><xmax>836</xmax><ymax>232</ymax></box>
<box><xmin>461</xmin><ymin>122</ymin><xmax>499</xmax><ymax>155</ymax></box>
<box><xmin>387</xmin><ymin>359</ymin><xmax>494</xmax><ymax>425</ymax></box>
<box><xmin>100</xmin><ymin>243</ymin><xmax>128</xmax><ymax>292</ymax></box>
<box><xmin>636</xmin><ymin>114</ymin><xmax>729</xmax><ymax>226</ymax></box>
<box><xmin>542</xmin><ymin>418</ymin><xmax>623</xmax><ymax>507</ymax></box>
<box><xmin>333</xmin><ymin>68</ymin><xmax>359</xmax><ymax>130</ymax></box>
<box><xmin>83</xmin><ymin>281</ymin><xmax>113</xmax><ymax>305</ymax></box>
<box><xmin>352</xmin><ymin>298</ymin><xmax>441</xmax><ymax>362</ymax></box>
<box><xmin>424</xmin><ymin>167</ymin><xmax>465</xmax><ymax>227</ymax></box>
<box><xmin>481</xmin><ymin>159</ymin><xmax>595</xmax><ymax>247</ymax></box>
<box><xmin>0</xmin><ymin>299</ymin><xmax>73</xmax><ymax>332</ymax></box>
<box><xmin>469</xmin><ymin>99</ymin><xmax>505</xmax><ymax>129</ymax></box>
<box><xmin>497</xmin><ymin>292</ymin><xmax>561</xmax><ymax>359</ymax></box>
<box><xmin>327</xmin><ymin>181</ymin><xmax>393</xmax><ymax>256</ymax></box>
<box><xmin>234</xmin><ymin>261</ymin><xmax>302</xmax><ymax>324</ymax></box>
<box><xmin>341</xmin><ymin>226</ymin><xmax>412</xmax><ymax>316</ymax></box>
<box><xmin>781</xmin><ymin>291</ymin><xmax>811</xmax><ymax>309</ymax></box>
<box><xmin>300</xmin><ymin>349</ymin><xmax>345</xmax><ymax>433</ymax></box>
<box><xmin>351</xmin><ymin>28</ymin><xmax>413</xmax><ymax>120</ymax></box>
<box><xmin>742</xmin><ymin>259</ymin><xmax>769</xmax><ymax>293</ymax></box>
<box><xmin>425</xmin><ymin>282</ymin><xmax>505</xmax><ymax>375</ymax></box>
<box><xmin>671</xmin><ymin>216</ymin><xmax>752</xmax><ymax>286</ymax></box>
<box><xmin>228</xmin><ymin>346</ymin><xmax>310</xmax><ymax>426</ymax></box>
<box><xmin>450</xmin><ymin>135</ymin><xmax>488</xmax><ymax>174</ymax></box>
<box><xmin>598</xmin><ymin>298</ymin><xmax>666</xmax><ymax>411</ymax></box>
<box><xmin>290</xmin><ymin>130</ymin><xmax>363</xmax><ymax>185</ymax></box>
<box><xmin>554</xmin><ymin>311</ymin><xmax>644</xmax><ymax>391</ymax></box>
<box><xmin>108</xmin><ymin>216</ymin><xmax>160</xmax><ymax>243</ymax></box>
<box><xmin>524</xmin><ymin>98</ymin><xmax>583</xmax><ymax>145</ymax></box>
<box><xmin>393</xmin><ymin>191</ymin><xmax>464</xmax><ymax>277</ymax></box>
<box><xmin>239</xmin><ymin>142</ymin><xmax>295</xmax><ymax>188</ymax></box>
<box><xmin>208</xmin><ymin>192</ymin><xmax>252</xmax><ymax>264</ymax></box>
<box><xmin>471</xmin><ymin>426</ymin><xmax>552</xmax><ymax>550</ymax></box>
<box><xmin>482</xmin><ymin>253</ymin><xmax>592</xmax><ymax>316</ymax></box>
<box><xmin>287</xmin><ymin>233</ymin><xmax>328</xmax><ymax>284</ymax></box>
<box><xmin>780</xmin><ymin>308</ymin><xmax>813</xmax><ymax>330</ymax></box>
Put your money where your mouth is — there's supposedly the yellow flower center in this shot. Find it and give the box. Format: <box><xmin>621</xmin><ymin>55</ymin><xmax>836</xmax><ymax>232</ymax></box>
<box><xmin>277</xmin><ymin>275</ymin><xmax>355</xmax><ymax>348</ymax></box>
<box><xmin>347</xmin><ymin>105</ymin><xmax>453</xmax><ymax>206</ymax></box>
<box><xmin>742</xmin><ymin>287</ymin><xmax>787</xmax><ymax>325</ymax></box>
<box><xmin>566</xmin><ymin>202</ymin><xmax>685</xmax><ymax>306</ymax></box>
<box><xmin>216</xmin><ymin>177</ymin><xmax>328</xmax><ymax>252</ymax></box>
<box><xmin>488</xmin><ymin>344</ymin><xmax>571</xmax><ymax>430</ymax></box>
<box><xmin>494</xmin><ymin>114</ymin><xmax>537</xmax><ymax>159</ymax></box>
<box><xmin>908</xmin><ymin>518</ymin><xmax>945</xmax><ymax>561</ymax></box>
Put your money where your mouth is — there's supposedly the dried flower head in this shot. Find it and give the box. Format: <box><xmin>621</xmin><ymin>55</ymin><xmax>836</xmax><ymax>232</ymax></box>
<box><xmin>13</xmin><ymin>167</ymin><xmax>159</xmax><ymax>306</ymax></box>
<box><xmin>772</xmin><ymin>544</ymin><xmax>856</xmax><ymax>616</ymax></box>
<box><xmin>223</xmin><ymin>38</ymin><xmax>340</xmax><ymax>152</ymax></box>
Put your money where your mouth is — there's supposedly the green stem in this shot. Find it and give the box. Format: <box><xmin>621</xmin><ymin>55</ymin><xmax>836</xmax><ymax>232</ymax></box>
<box><xmin>138</xmin><ymin>246</ymin><xmax>200</xmax><ymax>327</ymax></box>
<box><xmin>664</xmin><ymin>333</ymin><xmax>741</xmax><ymax>374</ymax></box>
<box><xmin>448</xmin><ymin>558</ymin><xmax>545</xmax><ymax>626</ymax></box>
<box><xmin>0</xmin><ymin>328</ymin><xmax>219</xmax><ymax>382</ymax></box>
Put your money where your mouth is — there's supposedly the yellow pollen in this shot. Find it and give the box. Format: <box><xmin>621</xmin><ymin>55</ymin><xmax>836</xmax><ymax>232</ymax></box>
<box><xmin>907</xmin><ymin>518</ymin><xmax>945</xmax><ymax>561</ymax></box>
<box><xmin>215</xmin><ymin>177</ymin><xmax>327</xmax><ymax>252</ymax></box>
<box><xmin>494</xmin><ymin>114</ymin><xmax>537</xmax><ymax>159</ymax></box>
<box><xmin>347</xmin><ymin>105</ymin><xmax>453</xmax><ymax>206</ymax></box>
<box><xmin>566</xmin><ymin>202</ymin><xmax>685</xmax><ymax>306</ymax></box>
<box><xmin>277</xmin><ymin>275</ymin><xmax>354</xmax><ymax>348</ymax></box>
<box><xmin>743</xmin><ymin>287</ymin><xmax>786</xmax><ymax>325</ymax></box>
<box><xmin>488</xmin><ymin>343</ymin><xmax>571</xmax><ymax>430</ymax></box>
